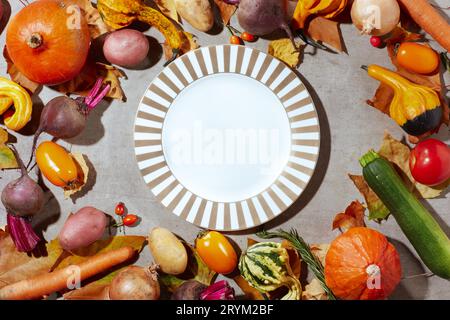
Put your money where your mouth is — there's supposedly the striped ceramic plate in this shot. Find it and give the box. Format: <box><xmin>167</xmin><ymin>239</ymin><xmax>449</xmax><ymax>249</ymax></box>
<box><xmin>134</xmin><ymin>45</ymin><xmax>320</xmax><ymax>231</ymax></box>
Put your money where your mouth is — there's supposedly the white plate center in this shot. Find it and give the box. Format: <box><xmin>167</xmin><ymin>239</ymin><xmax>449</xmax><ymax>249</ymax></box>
<box><xmin>162</xmin><ymin>73</ymin><xmax>291</xmax><ymax>202</ymax></box>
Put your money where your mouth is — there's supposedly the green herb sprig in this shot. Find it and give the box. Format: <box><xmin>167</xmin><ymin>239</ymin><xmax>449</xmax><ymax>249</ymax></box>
<box><xmin>256</xmin><ymin>228</ymin><xmax>336</xmax><ymax>300</ymax></box>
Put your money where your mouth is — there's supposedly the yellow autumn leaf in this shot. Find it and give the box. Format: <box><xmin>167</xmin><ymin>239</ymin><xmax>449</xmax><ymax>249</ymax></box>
<box><xmin>154</xmin><ymin>0</ymin><xmax>179</xmax><ymax>22</ymax></box>
<box><xmin>0</xmin><ymin>128</ymin><xmax>18</xmax><ymax>170</ymax></box>
<box><xmin>63</xmin><ymin>153</ymin><xmax>90</xmax><ymax>199</ymax></box>
<box><xmin>268</xmin><ymin>38</ymin><xmax>302</xmax><ymax>68</ymax></box>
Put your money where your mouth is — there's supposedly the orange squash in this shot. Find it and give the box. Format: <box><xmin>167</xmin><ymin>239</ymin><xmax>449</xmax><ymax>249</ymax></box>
<box><xmin>6</xmin><ymin>0</ymin><xmax>91</xmax><ymax>85</ymax></box>
<box><xmin>325</xmin><ymin>227</ymin><xmax>402</xmax><ymax>300</ymax></box>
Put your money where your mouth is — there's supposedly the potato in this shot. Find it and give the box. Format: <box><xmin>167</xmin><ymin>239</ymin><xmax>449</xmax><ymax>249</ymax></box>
<box><xmin>148</xmin><ymin>227</ymin><xmax>188</xmax><ymax>275</ymax></box>
<box><xmin>58</xmin><ymin>206</ymin><xmax>108</xmax><ymax>251</ymax></box>
<box><xmin>103</xmin><ymin>29</ymin><xmax>149</xmax><ymax>68</ymax></box>
<box><xmin>175</xmin><ymin>0</ymin><xmax>214</xmax><ymax>32</ymax></box>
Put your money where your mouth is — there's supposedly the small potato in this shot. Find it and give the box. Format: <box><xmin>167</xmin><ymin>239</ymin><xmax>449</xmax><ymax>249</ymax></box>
<box><xmin>103</xmin><ymin>29</ymin><xmax>150</xmax><ymax>68</ymax></box>
<box><xmin>148</xmin><ymin>227</ymin><xmax>188</xmax><ymax>275</ymax></box>
<box><xmin>58</xmin><ymin>206</ymin><xmax>108</xmax><ymax>251</ymax></box>
<box><xmin>175</xmin><ymin>0</ymin><xmax>214</xmax><ymax>32</ymax></box>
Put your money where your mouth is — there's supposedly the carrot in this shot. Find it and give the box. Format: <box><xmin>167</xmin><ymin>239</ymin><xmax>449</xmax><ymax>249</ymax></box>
<box><xmin>0</xmin><ymin>246</ymin><xmax>135</xmax><ymax>300</ymax></box>
<box><xmin>397</xmin><ymin>0</ymin><xmax>450</xmax><ymax>51</ymax></box>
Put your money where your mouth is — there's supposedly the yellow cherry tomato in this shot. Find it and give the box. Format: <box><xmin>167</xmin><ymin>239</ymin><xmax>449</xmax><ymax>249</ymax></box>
<box><xmin>195</xmin><ymin>231</ymin><xmax>237</xmax><ymax>274</ymax></box>
<box><xmin>396</xmin><ymin>42</ymin><xmax>440</xmax><ymax>75</ymax></box>
<box><xmin>36</xmin><ymin>141</ymin><xmax>79</xmax><ymax>188</ymax></box>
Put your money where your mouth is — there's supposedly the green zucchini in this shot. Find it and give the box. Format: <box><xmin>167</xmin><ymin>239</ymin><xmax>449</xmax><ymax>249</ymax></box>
<box><xmin>360</xmin><ymin>150</ymin><xmax>450</xmax><ymax>279</ymax></box>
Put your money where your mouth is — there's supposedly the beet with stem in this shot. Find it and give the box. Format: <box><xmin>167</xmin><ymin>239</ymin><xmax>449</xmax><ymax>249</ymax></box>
<box><xmin>1</xmin><ymin>146</ymin><xmax>44</xmax><ymax>252</ymax></box>
<box><xmin>29</xmin><ymin>78</ymin><xmax>110</xmax><ymax>166</ymax></box>
<box><xmin>237</xmin><ymin>0</ymin><xmax>297</xmax><ymax>49</ymax></box>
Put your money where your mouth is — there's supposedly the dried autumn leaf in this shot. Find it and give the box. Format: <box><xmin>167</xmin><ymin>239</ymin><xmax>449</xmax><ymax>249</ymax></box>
<box><xmin>332</xmin><ymin>200</ymin><xmax>366</xmax><ymax>232</ymax></box>
<box><xmin>64</xmin><ymin>153</ymin><xmax>90</xmax><ymax>199</ymax></box>
<box><xmin>310</xmin><ymin>243</ymin><xmax>329</xmax><ymax>267</ymax></box>
<box><xmin>55</xmin><ymin>236</ymin><xmax>146</xmax><ymax>269</ymax></box>
<box><xmin>306</xmin><ymin>16</ymin><xmax>344</xmax><ymax>53</ymax></box>
<box><xmin>0</xmin><ymin>230</ymin><xmax>63</xmax><ymax>289</ymax></box>
<box><xmin>154</xmin><ymin>0</ymin><xmax>179</xmax><ymax>22</ymax></box>
<box><xmin>302</xmin><ymin>278</ymin><xmax>328</xmax><ymax>300</ymax></box>
<box><xmin>0</xmin><ymin>128</ymin><xmax>18</xmax><ymax>170</ymax></box>
<box><xmin>163</xmin><ymin>31</ymin><xmax>199</xmax><ymax>60</ymax></box>
<box><xmin>3</xmin><ymin>48</ymin><xmax>40</xmax><ymax>93</ymax></box>
<box><xmin>348</xmin><ymin>174</ymin><xmax>389</xmax><ymax>221</ymax></box>
<box><xmin>214</xmin><ymin>0</ymin><xmax>237</xmax><ymax>25</ymax></box>
<box><xmin>282</xmin><ymin>240</ymin><xmax>301</xmax><ymax>279</ymax></box>
<box><xmin>378</xmin><ymin>133</ymin><xmax>449</xmax><ymax>198</ymax></box>
<box><xmin>64</xmin><ymin>0</ymin><xmax>113</xmax><ymax>39</ymax></box>
<box><xmin>268</xmin><ymin>38</ymin><xmax>302</xmax><ymax>68</ymax></box>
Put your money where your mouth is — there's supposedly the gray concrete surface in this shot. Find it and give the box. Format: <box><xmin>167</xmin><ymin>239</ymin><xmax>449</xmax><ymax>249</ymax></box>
<box><xmin>0</xmin><ymin>1</ymin><xmax>449</xmax><ymax>299</ymax></box>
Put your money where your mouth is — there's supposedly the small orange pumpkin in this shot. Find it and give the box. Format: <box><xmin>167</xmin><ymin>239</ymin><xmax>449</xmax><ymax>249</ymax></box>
<box><xmin>325</xmin><ymin>227</ymin><xmax>402</xmax><ymax>300</ymax></box>
<box><xmin>6</xmin><ymin>0</ymin><xmax>91</xmax><ymax>85</ymax></box>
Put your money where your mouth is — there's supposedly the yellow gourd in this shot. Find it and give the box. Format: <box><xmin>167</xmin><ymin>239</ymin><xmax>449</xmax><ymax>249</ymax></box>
<box><xmin>292</xmin><ymin>0</ymin><xmax>348</xmax><ymax>29</ymax></box>
<box><xmin>363</xmin><ymin>65</ymin><xmax>442</xmax><ymax>136</ymax></box>
<box><xmin>0</xmin><ymin>77</ymin><xmax>33</xmax><ymax>131</ymax></box>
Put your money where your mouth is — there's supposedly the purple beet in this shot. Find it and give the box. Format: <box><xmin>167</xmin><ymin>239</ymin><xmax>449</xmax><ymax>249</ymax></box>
<box><xmin>29</xmin><ymin>79</ymin><xmax>110</xmax><ymax>166</ymax></box>
<box><xmin>1</xmin><ymin>147</ymin><xmax>44</xmax><ymax>252</ymax></box>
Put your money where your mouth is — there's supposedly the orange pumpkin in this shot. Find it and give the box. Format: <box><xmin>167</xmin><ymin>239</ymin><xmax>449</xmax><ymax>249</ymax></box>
<box><xmin>6</xmin><ymin>0</ymin><xmax>91</xmax><ymax>85</ymax></box>
<box><xmin>325</xmin><ymin>227</ymin><xmax>402</xmax><ymax>300</ymax></box>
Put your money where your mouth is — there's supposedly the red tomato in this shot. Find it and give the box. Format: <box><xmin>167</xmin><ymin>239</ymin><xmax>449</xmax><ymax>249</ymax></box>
<box><xmin>409</xmin><ymin>139</ymin><xmax>450</xmax><ymax>186</ymax></box>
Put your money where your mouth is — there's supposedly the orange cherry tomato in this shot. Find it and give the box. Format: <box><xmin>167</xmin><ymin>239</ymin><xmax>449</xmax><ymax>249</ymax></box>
<box><xmin>229</xmin><ymin>35</ymin><xmax>242</xmax><ymax>45</ymax></box>
<box><xmin>396</xmin><ymin>42</ymin><xmax>439</xmax><ymax>75</ymax></box>
<box><xmin>36</xmin><ymin>141</ymin><xmax>79</xmax><ymax>188</ymax></box>
<box><xmin>196</xmin><ymin>231</ymin><xmax>237</xmax><ymax>274</ymax></box>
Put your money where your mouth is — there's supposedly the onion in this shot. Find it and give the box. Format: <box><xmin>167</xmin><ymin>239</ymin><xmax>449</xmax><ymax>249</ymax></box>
<box><xmin>1</xmin><ymin>147</ymin><xmax>44</xmax><ymax>252</ymax></box>
<box><xmin>351</xmin><ymin>0</ymin><xmax>400</xmax><ymax>36</ymax></box>
<box><xmin>109</xmin><ymin>265</ymin><xmax>160</xmax><ymax>300</ymax></box>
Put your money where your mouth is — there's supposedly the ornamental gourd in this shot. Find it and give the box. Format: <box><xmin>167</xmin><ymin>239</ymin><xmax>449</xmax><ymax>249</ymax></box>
<box><xmin>0</xmin><ymin>78</ymin><xmax>32</xmax><ymax>131</ymax></box>
<box><xmin>6</xmin><ymin>0</ymin><xmax>91</xmax><ymax>85</ymax></box>
<box><xmin>363</xmin><ymin>64</ymin><xmax>442</xmax><ymax>136</ymax></box>
<box><xmin>239</xmin><ymin>242</ymin><xmax>302</xmax><ymax>300</ymax></box>
<box><xmin>325</xmin><ymin>227</ymin><xmax>402</xmax><ymax>300</ymax></box>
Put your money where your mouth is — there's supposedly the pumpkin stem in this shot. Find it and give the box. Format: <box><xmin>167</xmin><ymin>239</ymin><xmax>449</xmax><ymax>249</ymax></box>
<box><xmin>27</xmin><ymin>33</ymin><xmax>43</xmax><ymax>49</ymax></box>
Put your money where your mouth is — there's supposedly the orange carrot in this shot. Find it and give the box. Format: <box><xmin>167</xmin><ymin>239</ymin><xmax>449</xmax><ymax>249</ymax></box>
<box><xmin>0</xmin><ymin>246</ymin><xmax>135</xmax><ymax>300</ymax></box>
<box><xmin>397</xmin><ymin>0</ymin><xmax>450</xmax><ymax>51</ymax></box>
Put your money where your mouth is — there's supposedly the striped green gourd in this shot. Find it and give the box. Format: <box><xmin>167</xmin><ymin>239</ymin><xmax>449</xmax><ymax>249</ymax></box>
<box><xmin>239</xmin><ymin>242</ymin><xmax>302</xmax><ymax>300</ymax></box>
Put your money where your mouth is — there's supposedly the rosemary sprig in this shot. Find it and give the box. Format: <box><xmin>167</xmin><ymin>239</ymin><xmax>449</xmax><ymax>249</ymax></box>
<box><xmin>256</xmin><ymin>228</ymin><xmax>336</xmax><ymax>300</ymax></box>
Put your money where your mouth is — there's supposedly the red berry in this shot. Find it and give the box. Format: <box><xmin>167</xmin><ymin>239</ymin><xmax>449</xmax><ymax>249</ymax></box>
<box><xmin>115</xmin><ymin>202</ymin><xmax>125</xmax><ymax>216</ymax></box>
<box><xmin>370</xmin><ymin>36</ymin><xmax>383</xmax><ymax>48</ymax></box>
<box><xmin>123</xmin><ymin>214</ymin><xmax>139</xmax><ymax>227</ymax></box>
<box><xmin>241</xmin><ymin>32</ymin><xmax>256</xmax><ymax>42</ymax></box>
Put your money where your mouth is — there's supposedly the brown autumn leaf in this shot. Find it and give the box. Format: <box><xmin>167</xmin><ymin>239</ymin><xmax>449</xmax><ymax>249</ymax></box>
<box><xmin>332</xmin><ymin>200</ymin><xmax>366</xmax><ymax>232</ymax></box>
<box><xmin>154</xmin><ymin>0</ymin><xmax>179</xmax><ymax>22</ymax></box>
<box><xmin>306</xmin><ymin>16</ymin><xmax>344</xmax><ymax>52</ymax></box>
<box><xmin>348</xmin><ymin>174</ymin><xmax>389</xmax><ymax>221</ymax></box>
<box><xmin>268</xmin><ymin>38</ymin><xmax>303</xmax><ymax>68</ymax></box>
<box><xmin>3</xmin><ymin>48</ymin><xmax>40</xmax><ymax>93</ymax></box>
<box><xmin>0</xmin><ymin>230</ymin><xmax>64</xmax><ymax>289</ymax></box>
<box><xmin>233</xmin><ymin>275</ymin><xmax>265</xmax><ymax>300</ymax></box>
<box><xmin>64</xmin><ymin>0</ymin><xmax>114</xmax><ymax>39</ymax></box>
<box><xmin>0</xmin><ymin>128</ymin><xmax>18</xmax><ymax>170</ymax></box>
<box><xmin>214</xmin><ymin>0</ymin><xmax>237</xmax><ymax>25</ymax></box>
<box><xmin>302</xmin><ymin>278</ymin><xmax>328</xmax><ymax>300</ymax></box>
<box><xmin>64</xmin><ymin>153</ymin><xmax>90</xmax><ymax>199</ymax></box>
<box><xmin>310</xmin><ymin>243</ymin><xmax>329</xmax><ymax>267</ymax></box>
